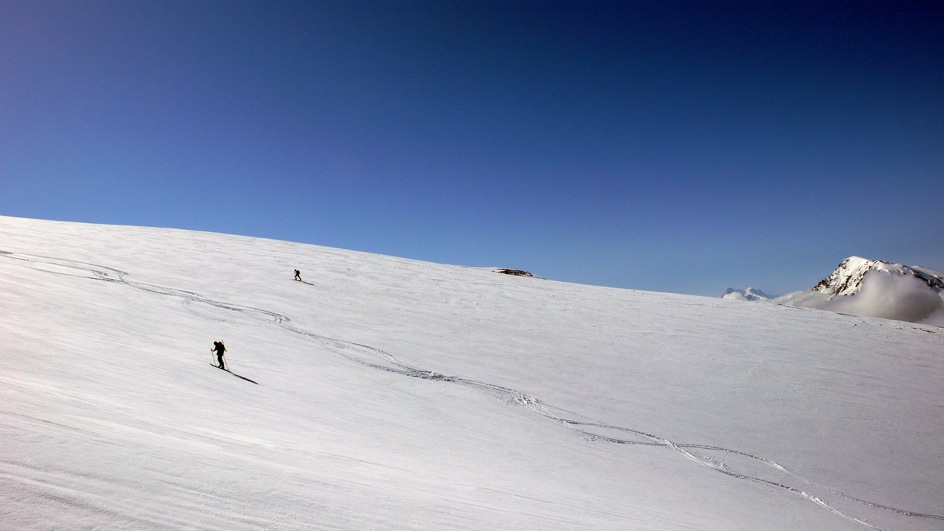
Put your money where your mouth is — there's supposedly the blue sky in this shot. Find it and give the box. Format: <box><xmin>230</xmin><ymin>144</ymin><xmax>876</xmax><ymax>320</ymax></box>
<box><xmin>2</xmin><ymin>1</ymin><xmax>942</xmax><ymax>296</ymax></box>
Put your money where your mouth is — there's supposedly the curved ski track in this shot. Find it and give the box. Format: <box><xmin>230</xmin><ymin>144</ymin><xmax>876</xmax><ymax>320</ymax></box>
<box><xmin>3</xmin><ymin>250</ymin><xmax>942</xmax><ymax>530</ymax></box>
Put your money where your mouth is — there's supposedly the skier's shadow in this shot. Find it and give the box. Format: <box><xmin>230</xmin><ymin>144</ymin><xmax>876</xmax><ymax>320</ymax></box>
<box><xmin>218</xmin><ymin>367</ymin><xmax>259</xmax><ymax>384</ymax></box>
<box><xmin>229</xmin><ymin>370</ymin><xmax>259</xmax><ymax>384</ymax></box>
<box><xmin>295</xmin><ymin>279</ymin><xmax>314</xmax><ymax>286</ymax></box>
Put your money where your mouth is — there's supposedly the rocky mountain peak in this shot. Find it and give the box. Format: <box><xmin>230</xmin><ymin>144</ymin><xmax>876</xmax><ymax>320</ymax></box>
<box><xmin>813</xmin><ymin>256</ymin><xmax>944</xmax><ymax>297</ymax></box>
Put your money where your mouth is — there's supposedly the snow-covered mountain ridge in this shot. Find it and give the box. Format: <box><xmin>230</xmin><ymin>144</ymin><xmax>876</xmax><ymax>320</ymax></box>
<box><xmin>2</xmin><ymin>216</ymin><xmax>943</xmax><ymax>530</ymax></box>
<box><xmin>721</xmin><ymin>287</ymin><xmax>771</xmax><ymax>301</ymax></box>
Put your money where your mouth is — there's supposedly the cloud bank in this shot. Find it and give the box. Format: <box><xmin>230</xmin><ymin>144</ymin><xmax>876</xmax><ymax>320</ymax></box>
<box><xmin>776</xmin><ymin>272</ymin><xmax>944</xmax><ymax>326</ymax></box>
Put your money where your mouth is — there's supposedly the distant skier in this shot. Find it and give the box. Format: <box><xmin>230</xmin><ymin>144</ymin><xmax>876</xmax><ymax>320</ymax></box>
<box><xmin>294</xmin><ymin>269</ymin><xmax>302</xmax><ymax>281</ymax></box>
<box><xmin>212</xmin><ymin>340</ymin><xmax>227</xmax><ymax>370</ymax></box>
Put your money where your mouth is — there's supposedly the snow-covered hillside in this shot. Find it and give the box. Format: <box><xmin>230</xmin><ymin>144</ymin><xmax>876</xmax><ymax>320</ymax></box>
<box><xmin>1</xmin><ymin>216</ymin><xmax>943</xmax><ymax>530</ymax></box>
<box><xmin>777</xmin><ymin>256</ymin><xmax>944</xmax><ymax>326</ymax></box>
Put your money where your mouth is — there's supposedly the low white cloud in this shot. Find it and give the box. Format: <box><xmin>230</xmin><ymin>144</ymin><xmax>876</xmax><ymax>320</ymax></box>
<box><xmin>776</xmin><ymin>273</ymin><xmax>944</xmax><ymax>325</ymax></box>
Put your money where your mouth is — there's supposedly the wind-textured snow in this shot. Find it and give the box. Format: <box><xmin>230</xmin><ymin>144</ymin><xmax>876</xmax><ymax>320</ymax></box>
<box><xmin>1</xmin><ymin>216</ymin><xmax>943</xmax><ymax>530</ymax></box>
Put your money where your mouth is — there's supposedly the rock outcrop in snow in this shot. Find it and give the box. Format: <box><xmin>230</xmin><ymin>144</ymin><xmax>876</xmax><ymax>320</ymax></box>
<box><xmin>495</xmin><ymin>268</ymin><xmax>536</xmax><ymax>277</ymax></box>
<box><xmin>776</xmin><ymin>256</ymin><xmax>944</xmax><ymax>326</ymax></box>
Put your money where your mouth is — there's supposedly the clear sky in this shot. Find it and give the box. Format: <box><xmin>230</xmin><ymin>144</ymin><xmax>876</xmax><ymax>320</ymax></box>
<box><xmin>2</xmin><ymin>1</ymin><xmax>942</xmax><ymax>296</ymax></box>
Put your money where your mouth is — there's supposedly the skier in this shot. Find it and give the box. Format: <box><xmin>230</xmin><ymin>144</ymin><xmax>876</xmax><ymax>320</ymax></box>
<box><xmin>294</xmin><ymin>269</ymin><xmax>302</xmax><ymax>281</ymax></box>
<box><xmin>211</xmin><ymin>340</ymin><xmax>227</xmax><ymax>370</ymax></box>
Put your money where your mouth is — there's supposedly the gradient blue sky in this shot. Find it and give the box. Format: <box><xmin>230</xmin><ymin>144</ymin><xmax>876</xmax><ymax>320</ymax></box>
<box><xmin>2</xmin><ymin>1</ymin><xmax>942</xmax><ymax>296</ymax></box>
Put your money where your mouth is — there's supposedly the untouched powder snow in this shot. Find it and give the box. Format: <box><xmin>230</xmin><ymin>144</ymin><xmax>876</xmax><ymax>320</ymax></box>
<box><xmin>1</xmin><ymin>216</ymin><xmax>943</xmax><ymax>530</ymax></box>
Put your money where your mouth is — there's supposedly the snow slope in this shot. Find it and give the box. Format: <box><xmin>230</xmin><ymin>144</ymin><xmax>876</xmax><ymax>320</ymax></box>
<box><xmin>1</xmin><ymin>216</ymin><xmax>942</xmax><ymax>530</ymax></box>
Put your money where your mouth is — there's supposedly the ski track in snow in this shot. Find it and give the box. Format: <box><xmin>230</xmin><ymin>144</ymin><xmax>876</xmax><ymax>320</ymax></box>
<box><xmin>3</xmin><ymin>249</ymin><xmax>942</xmax><ymax>530</ymax></box>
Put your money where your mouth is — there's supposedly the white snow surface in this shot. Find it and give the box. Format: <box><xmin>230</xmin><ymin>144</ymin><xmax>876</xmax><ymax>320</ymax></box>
<box><xmin>776</xmin><ymin>256</ymin><xmax>944</xmax><ymax>326</ymax></box>
<box><xmin>1</xmin><ymin>216</ymin><xmax>943</xmax><ymax>530</ymax></box>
